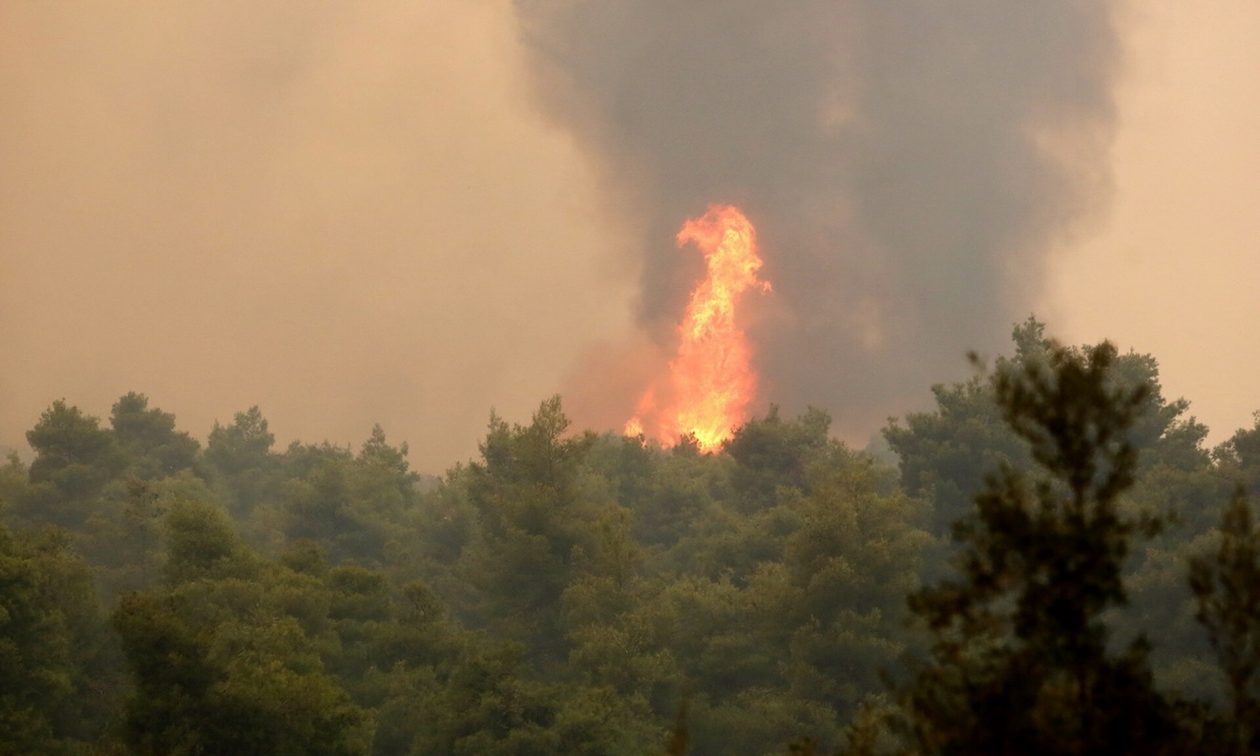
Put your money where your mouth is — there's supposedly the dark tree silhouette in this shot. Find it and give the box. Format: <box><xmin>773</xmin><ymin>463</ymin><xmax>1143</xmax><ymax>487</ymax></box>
<box><xmin>1189</xmin><ymin>489</ymin><xmax>1260</xmax><ymax>755</ymax></box>
<box><xmin>904</xmin><ymin>341</ymin><xmax>1182</xmax><ymax>755</ymax></box>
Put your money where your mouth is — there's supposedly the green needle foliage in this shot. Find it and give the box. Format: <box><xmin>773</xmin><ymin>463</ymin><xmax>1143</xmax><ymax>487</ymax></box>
<box><xmin>3</xmin><ymin>321</ymin><xmax>1260</xmax><ymax>753</ymax></box>
<box><xmin>905</xmin><ymin>341</ymin><xmax>1180</xmax><ymax>755</ymax></box>
<box><xmin>1189</xmin><ymin>490</ymin><xmax>1260</xmax><ymax>754</ymax></box>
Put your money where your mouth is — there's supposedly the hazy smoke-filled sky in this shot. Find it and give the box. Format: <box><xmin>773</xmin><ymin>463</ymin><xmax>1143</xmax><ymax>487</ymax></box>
<box><xmin>0</xmin><ymin>1</ymin><xmax>637</xmax><ymax>469</ymax></box>
<box><xmin>2</xmin><ymin>0</ymin><xmax>1258</xmax><ymax>470</ymax></box>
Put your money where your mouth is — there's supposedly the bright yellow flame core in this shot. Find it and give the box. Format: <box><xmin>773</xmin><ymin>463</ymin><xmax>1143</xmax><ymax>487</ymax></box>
<box><xmin>625</xmin><ymin>204</ymin><xmax>770</xmax><ymax>450</ymax></box>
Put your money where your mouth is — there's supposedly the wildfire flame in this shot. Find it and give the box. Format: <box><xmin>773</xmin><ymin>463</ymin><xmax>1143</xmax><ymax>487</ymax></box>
<box><xmin>625</xmin><ymin>204</ymin><xmax>770</xmax><ymax>451</ymax></box>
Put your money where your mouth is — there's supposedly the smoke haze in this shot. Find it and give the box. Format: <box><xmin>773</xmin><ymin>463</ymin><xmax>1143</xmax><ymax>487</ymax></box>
<box><xmin>1046</xmin><ymin>0</ymin><xmax>1260</xmax><ymax>443</ymax></box>
<box><xmin>519</xmin><ymin>1</ymin><xmax>1122</xmax><ymax>438</ymax></box>
<box><xmin>0</xmin><ymin>1</ymin><xmax>635</xmax><ymax>469</ymax></box>
<box><xmin>3</xmin><ymin>1</ymin><xmax>1259</xmax><ymax>466</ymax></box>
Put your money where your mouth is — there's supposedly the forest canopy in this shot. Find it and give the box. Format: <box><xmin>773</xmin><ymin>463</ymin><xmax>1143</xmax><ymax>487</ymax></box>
<box><xmin>2</xmin><ymin>320</ymin><xmax>1259</xmax><ymax>754</ymax></box>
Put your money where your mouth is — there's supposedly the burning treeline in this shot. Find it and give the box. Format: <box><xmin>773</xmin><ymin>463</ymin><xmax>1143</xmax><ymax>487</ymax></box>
<box><xmin>624</xmin><ymin>204</ymin><xmax>770</xmax><ymax>450</ymax></box>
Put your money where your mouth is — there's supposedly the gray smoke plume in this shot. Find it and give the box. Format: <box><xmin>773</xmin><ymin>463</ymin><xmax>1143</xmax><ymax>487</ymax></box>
<box><xmin>517</xmin><ymin>1</ymin><xmax>1121</xmax><ymax>437</ymax></box>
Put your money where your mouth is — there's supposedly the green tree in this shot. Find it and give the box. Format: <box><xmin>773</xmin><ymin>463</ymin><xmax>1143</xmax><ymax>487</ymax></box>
<box><xmin>22</xmin><ymin>400</ymin><xmax>125</xmax><ymax>526</ymax></box>
<box><xmin>113</xmin><ymin>499</ymin><xmax>370</xmax><ymax>754</ymax></box>
<box><xmin>884</xmin><ymin>321</ymin><xmax>1042</xmax><ymax>536</ymax></box>
<box><xmin>582</xmin><ymin>433</ymin><xmax>728</xmax><ymax>552</ymax></box>
<box><xmin>1216</xmin><ymin>413</ymin><xmax>1260</xmax><ymax>499</ymax></box>
<box><xmin>278</xmin><ymin>446</ymin><xmax>387</xmax><ymax>566</ymax></box>
<box><xmin>110</xmin><ymin>392</ymin><xmax>199</xmax><ymax>479</ymax></box>
<box><xmin>271</xmin><ymin>426</ymin><xmax>417</xmax><ymax>567</ymax></box>
<box><xmin>781</xmin><ymin>456</ymin><xmax>933</xmax><ymax>720</ymax></box>
<box><xmin>724</xmin><ymin>405</ymin><xmax>833</xmax><ymax>512</ymax></box>
<box><xmin>0</xmin><ymin>522</ymin><xmax>123</xmax><ymax>752</ymax></box>
<box><xmin>76</xmin><ymin>476</ymin><xmax>167</xmax><ymax>599</ymax></box>
<box><xmin>1189</xmin><ymin>490</ymin><xmax>1260</xmax><ymax>754</ymax></box>
<box><xmin>886</xmin><ymin>318</ymin><xmax>1208</xmax><ymax>538</ymax></box>
<box><xmin>904</xmin><ymin>340</ymin><xmax>1181</xmax><ymax>754</ymax></box>
<box><xmin>205</xmin><ymin>406</ymin><xmax>277</xmax><ymax>516</ymax></box>
<box><xmin>457</xmin><ymin>397</ymin><xmax>597</xmax><ymax>658</ymax></box>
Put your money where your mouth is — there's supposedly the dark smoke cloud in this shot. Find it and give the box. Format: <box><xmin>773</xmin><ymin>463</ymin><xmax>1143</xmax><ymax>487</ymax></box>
<box><xmin>518</xmin><ymin>1</ymin><xmax>1121</xmax><ymax>438</ymax></box>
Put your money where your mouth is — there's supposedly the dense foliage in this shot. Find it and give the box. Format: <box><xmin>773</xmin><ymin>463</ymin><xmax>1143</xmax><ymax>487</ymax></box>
<box><xmin>2</xmin><ymin>321</ymin><xmax>1259</xmax><ymax>754</ymax></box>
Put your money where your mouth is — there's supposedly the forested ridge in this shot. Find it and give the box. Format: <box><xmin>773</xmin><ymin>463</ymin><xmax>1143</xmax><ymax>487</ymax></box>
<box><xmin>3</xmin><ymin>320</ymin><xmax>1260</xmax><ymax>754</ymax></box>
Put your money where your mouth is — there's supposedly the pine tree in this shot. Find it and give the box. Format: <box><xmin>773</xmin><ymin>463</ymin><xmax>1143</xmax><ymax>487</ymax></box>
<box><xmin>904</xmin><ymin>341</ymin><xmax>1182</xmax><ymax>754</ymax></box>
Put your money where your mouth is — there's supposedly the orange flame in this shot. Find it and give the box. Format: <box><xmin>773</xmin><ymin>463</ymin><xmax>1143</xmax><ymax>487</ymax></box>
<box><xmin>625</xmin><ymin>204</ymin><xmax>770</xmax><ymax>451</ymax></box>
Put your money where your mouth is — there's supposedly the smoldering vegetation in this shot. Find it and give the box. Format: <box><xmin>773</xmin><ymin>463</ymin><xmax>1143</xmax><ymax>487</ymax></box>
<box><xmin>3</xmin><ymin>321</ymin><xmax>1260</xmax><ymax>753</ymax></box>
<box><xmin>519</xmin><ymin>1</ymin><xmax>1122</xmax><ymax>437</ymax></box>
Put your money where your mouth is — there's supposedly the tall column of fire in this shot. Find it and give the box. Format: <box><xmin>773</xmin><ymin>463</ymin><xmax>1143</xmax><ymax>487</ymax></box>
<box><xmin>625</xmin><ymin>204</ymin><xmax>770</xmax><ymax>450</ymax></box>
